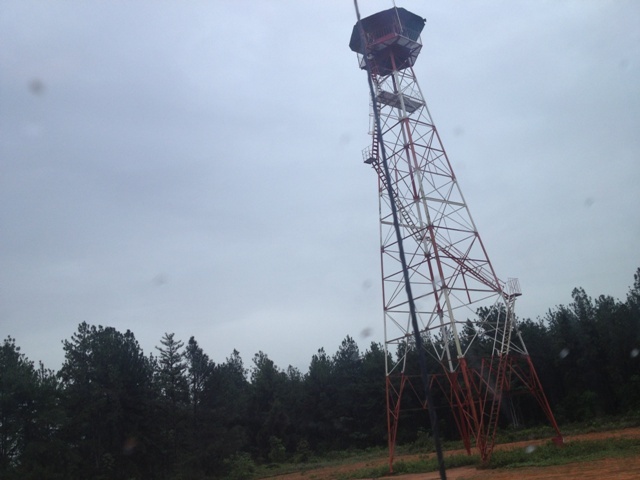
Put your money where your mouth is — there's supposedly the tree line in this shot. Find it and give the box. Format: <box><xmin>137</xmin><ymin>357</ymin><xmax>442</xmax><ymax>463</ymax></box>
<box><xmin>1</xmin><ymin>268</ymin><xmax>639</xmax><ymax>479</ymax></box>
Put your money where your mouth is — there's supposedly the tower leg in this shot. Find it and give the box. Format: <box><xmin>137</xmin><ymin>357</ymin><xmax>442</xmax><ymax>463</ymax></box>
<box><xmin>443</xmin><ymin>369</ymin><xmax>472</xmax><ymax>455</ymax></box>
<box><xmin>521</xmin><ymin>355</ymin><xmax>563</xmax><ymax>444</ymax></box>
<box><xmin>386</xmin><ymin>374</ymin><xmax>407</xmax><ymax>472</ymax></box>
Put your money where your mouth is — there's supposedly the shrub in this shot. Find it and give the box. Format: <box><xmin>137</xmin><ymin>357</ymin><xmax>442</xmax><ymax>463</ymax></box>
<box><xmin>268</xmin><ymin>436</ymin><xmax>287</xmax><ymax>464</ymax></box>
<box><xmin>224</xmin><ymin>452</ymin><xmax>255</xmax><ymax>480</ymax></box>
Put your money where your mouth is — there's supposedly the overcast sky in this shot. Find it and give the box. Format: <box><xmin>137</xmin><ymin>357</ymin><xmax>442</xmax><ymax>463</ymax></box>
<box><xmin>1</xmin><ymin>1</ymin><xmax>639</xmax><ymax>374</ymax></box>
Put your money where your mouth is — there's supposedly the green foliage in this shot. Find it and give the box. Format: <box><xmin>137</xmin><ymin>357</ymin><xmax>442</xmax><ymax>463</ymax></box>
<box><xmin>58</xmin><ymin>323</ymin><xmax>157</xmax><ymax>479</ymax></box>
<box><xmin>154</xmin><ymin>332</ymin><xmax>190</xmax><ymax>475</ymax></box>
<box><xmin>411</xmin><ymin>428</ymin><xmax>434</xmax><ymax>452</ymax></box>
<box><xmin>339</xmin><ymin>437</ymin><xmax>640</xmax><ymax>479</ymax></box>
<box><xmin>268</xmin><ymin>436</ymin><xmax>287</xmax><ymax>463</ymax></box>
<box><xmin>1</xmin><ymin>337</ymin><xmax>68</xmax><ymax>479</ymax></box>
<box><xmin>543</xmin><ymin>273</ymin><xmax>640</xmax><ymax>422</ymax></box>
<box><xmin>223</xmin><ymin>452</ymin><xmax>255</xmax><ymax>480</ymax></box>
<box><xmin>2</xmin><ymin>268</ymin><xmax>640</xmax><ymax>478</ymax></box>
<box><xmin>489</xmin><ymin>437</ymin><xmax>640</xmax><ymax>469</ymax></box>
<box><xmin>292</xmin><ymin>438</ymin><xmax>312</xmax><ymax>463</ymax></box>
<box><xmin>1</xmin><ymin>336</ymin><xmax>38</xmax><ymax>471</ymax></box>
<box><xmin>155</xmin><ymin>332</ymin><xmax>189</xmax><ymax>408</ymax></box>
<box><xmin>184</xmin><ymin>336</ymin><xmax>213</xmax><ymax>415</ymax></box>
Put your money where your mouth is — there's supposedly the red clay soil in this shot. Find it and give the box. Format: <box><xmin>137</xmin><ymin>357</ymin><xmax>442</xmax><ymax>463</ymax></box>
<box><xmin>265</xmin><ymin>427</ymin><xmax>640</xmax><ymax>480</ymax></box>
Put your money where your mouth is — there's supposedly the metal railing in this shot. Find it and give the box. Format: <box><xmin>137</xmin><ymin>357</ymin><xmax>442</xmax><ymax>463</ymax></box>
<box><xmin>366</xmin><ymin>24</ymin><xmax>422</xmax><ymax>46</ymax></box>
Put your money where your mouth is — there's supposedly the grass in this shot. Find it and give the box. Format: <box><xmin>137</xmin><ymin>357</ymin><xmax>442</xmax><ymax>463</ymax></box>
<box><xmin>335</xmin><ymin>452</ymin><xmax>478</xmax><ymax>479</ymax></box>
<box><xmin>255</xmin><ymin>416</ymin><xmax>640</xmax><ymax>479</ymax></box>
<box><xmin>253</xmin><ymin>446</ymin><xmax>389</xmax><ymax>479</ymax></box>
<box><xmin>336</xmin><ymin>437</ymin><xmax>640</xmax><ymax>479</ymax></box>
<box><xmin>489</xmin><ymin>437</ymin><xmax>640</xmax><ymax>470</ymax></box>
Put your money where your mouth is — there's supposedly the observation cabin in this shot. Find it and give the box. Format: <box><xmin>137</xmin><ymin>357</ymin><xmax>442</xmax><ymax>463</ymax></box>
<box><xmin>349</xmin><ymin>7</ymin><xmax>426</xmax><ymax>76</ymax></box>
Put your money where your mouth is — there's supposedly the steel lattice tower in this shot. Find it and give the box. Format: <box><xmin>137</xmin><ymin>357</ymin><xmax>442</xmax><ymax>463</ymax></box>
<box><xmin>349</xmin><ymin>7</ymin><xmax>563</xmax><ymax>468</ymax></box>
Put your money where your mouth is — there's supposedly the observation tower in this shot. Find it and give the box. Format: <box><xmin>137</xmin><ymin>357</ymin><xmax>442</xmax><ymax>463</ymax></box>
<box><xmin>349</xmin><ymin>6</ymin><xmax>562</xmax><ymax>468</ymax></box>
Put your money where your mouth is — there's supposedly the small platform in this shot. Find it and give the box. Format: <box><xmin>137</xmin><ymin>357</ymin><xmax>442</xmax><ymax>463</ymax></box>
<box><xmin>377</xmin><ymin>90</ymin><xmax>423</xmax><ymax>113</ymax></box>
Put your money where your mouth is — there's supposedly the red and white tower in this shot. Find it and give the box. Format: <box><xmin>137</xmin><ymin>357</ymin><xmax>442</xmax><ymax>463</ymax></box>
<box><xmin>349</xmin><ymin>6</ymin><xmax>562</xmax><ymax>468</ymax></box>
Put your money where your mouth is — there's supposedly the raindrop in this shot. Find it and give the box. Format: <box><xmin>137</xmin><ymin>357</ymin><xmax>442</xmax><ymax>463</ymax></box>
<box><xmin>29</xmin><ymin>78</ymin><xmax>44</xmax><ymax>95</ymax></box>
<box><xmin>361</xmin><ymin>327</ymin><xmax>373</xmax><ymax>338</ymax></box>
<box><xmin>559</xmin><ymin>348</ymin><xmax>570</xmax><ymax>359</ymax></box>
<box><xmin>122</xmin><ymin>436</ymin><xmax>138</xmax><ymax>455</ymax></box>
<box><xmin>23</xmin><ymin>122</ymin><xmax>42</xmax><ymax>138</ymax></box>
<box><xmin>338</xmin><ymin>132</ymin><xmax>351</xmax><ymax>146</ymax></box>
<box><xmin>524</xmin><ymin>445</ymin><xmax>537</xmax><ymax>454</ymax></box>
<box><xmin>631</xmin><ymin>348</ymin><xmax>639</xmax><ymax>358</ymax></box>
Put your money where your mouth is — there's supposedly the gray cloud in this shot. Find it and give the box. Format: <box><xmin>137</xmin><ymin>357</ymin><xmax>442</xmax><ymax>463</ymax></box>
<box><xmin>1</xmin><ymin>0</ymin><xmax>639</xmax><ymax>372</ymax></box>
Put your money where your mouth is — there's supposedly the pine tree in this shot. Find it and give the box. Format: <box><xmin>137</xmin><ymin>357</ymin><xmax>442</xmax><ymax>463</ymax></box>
<box><xmin>154</xmin><ymin>333</ymin><xmax>189</xmax><ymax>472</ymax></box>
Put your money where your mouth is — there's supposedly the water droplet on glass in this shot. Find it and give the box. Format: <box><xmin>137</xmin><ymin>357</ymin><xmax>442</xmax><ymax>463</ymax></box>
<box><xmin>631</xmin><ymin>348</ymin><xmax>639</xmax><ymax>358</ymax></box>
<box><xmin>559</xmin><ymin>348</ymin><xmax>570</xmax><ymax>359</ymax></box>
<box><xmin>122</xmin><ymin>437</ymin><xmax>138</xmax><ymax>455</ymax></box>
<box><xmin>524</xmin><ymin>445</ymin><xmax>537</xmax><ymax>454</ymax></box>
<box><xmin>23</xmin><ymin>122</ymin><xmax>42</xmax><ymax>138</ymax></box>
<box><xmin>152</xmin><ymin>273</ymin><xmax>167</xmax><ymax>286</ymax></box>
<box><xmin>29</xmin><ymin>78</ymin><xmax>44</xmax><ymax>95</ymax></box>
